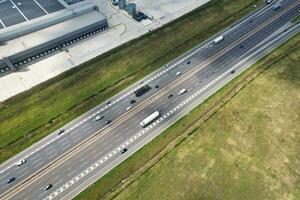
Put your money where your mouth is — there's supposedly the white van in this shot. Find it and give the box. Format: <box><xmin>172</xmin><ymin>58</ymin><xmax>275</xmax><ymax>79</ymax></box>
<box><xmin>178</xmin><ymin>88</ymin><xmax>187</xmax><ymax>95</ymax></box>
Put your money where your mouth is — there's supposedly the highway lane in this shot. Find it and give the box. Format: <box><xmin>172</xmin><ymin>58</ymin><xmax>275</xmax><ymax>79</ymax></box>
<box><xmin>42</xmin><ymin>21</ymin><xmax>300</xmax><ymax>200</ymax></box>
<box><xmin>0</xmin><ymin>1</ymin><xmax>277</xmax><ymax>179</ymax></box>
<box><xmin>0</xmin><ymin>0</ymin><xmax>300</xmax><ymax>198</ymax></box>
<box><xmin>1</xmin><ymin>0</ymin><xmax>300</xmax><ymax>199</ymax></box>
<box><xmin>56</xmin><ymin>21</ymin><xmax>300</xmax><ymax>200</ymax></box>
<box><xmin>0</xmin><ymin>0</ymin><xmax>273</xmax><ymax>186</ymax></box>
<box><xmin>0</xmin><ymin>0</ymin><xmax>298</xmax><ymax>194</ymax></box>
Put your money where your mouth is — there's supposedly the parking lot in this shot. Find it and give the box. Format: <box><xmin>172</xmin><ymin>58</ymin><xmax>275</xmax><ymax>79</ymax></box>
<box><xmin>0</xmin><ymin>0</ymin><xmax>65</xmax><ymax>28</ymax></box>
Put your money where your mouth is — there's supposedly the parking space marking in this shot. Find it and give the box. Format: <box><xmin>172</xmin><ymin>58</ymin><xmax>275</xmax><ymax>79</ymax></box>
<box><xmin>9</xmin><ymin>0</ymin><xmax>28</xmax><ymax>21</ymax></box>
<box><xmin>0</xmin><ymin>19</ymin><xmax>6</xmax><ymax>28</ymax></box>
<box><xmin>33</xmin><ymin>0</ymin><xmax>49</xmax><ymax>14</ymax></box>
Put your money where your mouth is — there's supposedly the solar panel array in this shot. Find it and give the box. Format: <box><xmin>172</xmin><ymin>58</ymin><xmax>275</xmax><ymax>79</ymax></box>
<box><xmin>0</xmin><ymin>0</ymin><xmax>65</xmax><ymax>29</ymax></box>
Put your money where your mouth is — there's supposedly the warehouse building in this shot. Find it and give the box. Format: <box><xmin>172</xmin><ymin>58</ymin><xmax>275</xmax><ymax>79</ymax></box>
<box><xmin>0</xmin><ymin>4</ymin><xmax>108</xmax><ymax>76</ymax></box>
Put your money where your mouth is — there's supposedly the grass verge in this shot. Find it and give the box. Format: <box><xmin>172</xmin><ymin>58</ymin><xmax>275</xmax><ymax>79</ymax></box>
<box><xmin>0</xmin><ymin>0</ymin><xmax>261</xmax><ymax>163</ymax></box>
<box><xmin>77</xmin><ymin>33</ymin><xmax>300</xmax><ymax>200</ymax></box>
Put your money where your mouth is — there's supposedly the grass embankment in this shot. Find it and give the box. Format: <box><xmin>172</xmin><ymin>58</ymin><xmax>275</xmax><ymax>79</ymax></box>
<box><xmin>109</xmin><ymin>34</ymin><xmax>300</xmax><ymax>200</ymax></box>
<box><xmin>0</xmin><ymin>0</ymin><xmax>261</xmax><ymax>163</ymax></box>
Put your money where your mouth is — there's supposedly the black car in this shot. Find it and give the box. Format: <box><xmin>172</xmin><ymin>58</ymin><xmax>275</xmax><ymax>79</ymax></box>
<box><xmin>130</xmin><ymin>99</ymin><xmax>136</xmax><ymax>104</ymax></box>
<box><xmin>155</xmin><ymin>85</ymin><xmax>159</xmax><ymax>89</ymax></box>
<box><xmin>231</xmin><ymin>70</ymin><xmax>235</xmax><ymax>74</ymax></box>
<box><xmin>106</xmin><ymin>100</ymin><xmax>111</xmax><ymax>105</ymax></box>
<box><xmin>105</xmin><ymin>120</ymin><xmax>112</xmax><ymax>125</ymax></box>
<box><xmin>57</xmin><ymin>129</ymin><xmax>65</xmax><ymax>135</ymax></box>
<box><xmin>7</xmin><ymin>177</ymin><xmax>15</xmax><ymax>184</ymax></box>
<box><xmin>186</xmin><ymin>61</ymin><xmax>191</xmax><ymax>65</ymax></box>
<box><xmin>168</xmin><ymin>94</ymin><xmax>173</xmax><ymax>98</ymax></box>
<box><xmin>44</xmin><ymin>184</ymin><xmax>53</xmax><ymax>191</ymax></box>
<box><xmin>121</xmin><ymin>148</ymin><xmax>128</xmax><ymax>154</ymax></box>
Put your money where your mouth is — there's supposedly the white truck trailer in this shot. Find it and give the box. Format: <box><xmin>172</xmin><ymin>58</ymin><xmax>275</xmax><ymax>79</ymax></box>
<box><xmin>140</xmin><ymin>111</ymin><xmax>160</xmax><ymax>128</ymax></box>
<box><xmin>213</xmin><ymin>35</ymin><xmax>224</xmax><ymax>44</ymax></box>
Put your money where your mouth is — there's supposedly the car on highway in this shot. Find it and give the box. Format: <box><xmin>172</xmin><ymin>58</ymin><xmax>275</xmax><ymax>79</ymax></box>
<box><xmin>57</xmin><ymin>129</ymin><xmax>65</xmax><ymax>135</ymax></box>
<box><xmin>44</xmin><ymin>184</ymin><xmax>52</xmax><ymax>191</ymax></box>
<box><xmin>176</xmin><ymin>71</ymin><xmax>182</xmax><ymax>76</ymax></box>
<box><xmin>7</xmin><ymin>177</ymin><xmax>15</xmax><ymax>184</ymax></box>
<box><xmin>105</xmin><ymin>120</ymin><xmax>112</xmax><ymax>125</ymax></box>
<box><xmin>16</xmin><ymin>159</ymin><xmax>26</xmax><ymax>166</ymax></box>
<box><xmin>272</xmin><ymin>2</ymin><xmax>281</xmax><ymax>10</ymax></box>
<box><xmin>130</xmin><ymin>99</ymin><xmax>136</xmax><ymax>104</ymax></box>
<box><xmin>121</xmin><ymin>148</ymin><xmax>128</xmax><ymax>154</ymax></box>
<box><xmin>178</xmin><ymin>88</ymin><xmax>187</xmax><ymax>95</ymax></box>
<box><xmin>126</xmin><ymin>106</ymin><xmax>133</xmax><ymax>111</ymax></box>
<box><xmin>168</xmin><ymin>94</ymin><xmax>173</xmax><ymax>98</ymax></box>
<box><xmin>95</xmin><ymin>114</ymin><xmax>104</xmax><ymax>121</ymax></box>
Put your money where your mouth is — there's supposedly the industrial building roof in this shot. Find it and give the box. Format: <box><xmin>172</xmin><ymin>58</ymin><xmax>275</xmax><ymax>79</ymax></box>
<box><xmin>0</xmin><ymin>9</ymin><xmax>106</xmax><ymax>58</ymax></box>
<box><xmin>0</xmin><ymin>0</ymin><xmax>65</xmax><ymax>28</ymax></box>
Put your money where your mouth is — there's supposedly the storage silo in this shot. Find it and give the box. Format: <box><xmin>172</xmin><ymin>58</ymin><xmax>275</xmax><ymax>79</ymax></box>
<box><xmin>127</xmin><ymin>3</ymin><xmax>137</xmax><ymax>16</ymax></box>
<box><xmin>119</xmin><ymin>0</ymin><xmax>126</xmax><ymax>9</ymax></box>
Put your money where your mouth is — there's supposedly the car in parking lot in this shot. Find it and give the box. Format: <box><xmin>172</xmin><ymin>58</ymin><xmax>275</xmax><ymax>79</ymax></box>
<box><xmin>16</xmin><ymin>159</ymin><xmax>26</xmax><ymax>166</ymax></box>
<box><xmin>57</xmin><ymin>129</ymin><xmax>64</xmax><ymax>135</ymax></box>
<box><xmin>112</xmin><ymin>0</ymin><xmax>118</xmax><ymax>5</ymax></box>
<box><xmin>168</xmin><ymin>94</ymin><xmax>173</xmax><ymax>98</ymax></box>
<box><xmin>231</xmin><ymin>70</ymin><xmax>235</xmax><ymax>74</ymax></box>
<box><xmin>44</xmin><ymin>184</ymin><xmax>52</xmax><ymax>191</ymax></box>
<box><xmin>7</xmin><ymin>177</ymin><xmax>15</xmax><ymax>184</ymax></box>
<box><xmin>95</xmin><ymin>114</ymin><xmax>104</xmax><ymax>121</ymax></box>
<box><xmin>106</xmin><ymin>100</ymin><xmax>111</xmax><ymax>105</ymax></box>
<box><xmin>186</xmin><ymin>61</ymin><xmax>191</xmax><ymax>65</ymax></box>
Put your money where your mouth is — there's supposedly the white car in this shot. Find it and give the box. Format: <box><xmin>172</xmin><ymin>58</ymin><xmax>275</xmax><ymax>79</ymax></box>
<box><xmin>16</xmin><ymin>159</ymin><xmax>26</xmax><ymax>166</ymax></box>
<box><xmin>178</xmin><ymin>88</ymin><xmax>187</xmax><ymax>95</ymax></box>
<box><xmin>95</xmin><ymin>114</ymin><xmax>104</xmax><ymax>121</ymax></box>
<box><xmin>126</xmin><ymin>106</ymin><xmax>133</xmax><ymax>111</ymax></box>
<box><xmin>176</xmin><ymin>71</ymin><xmax>182</xmax><ymax>76</ymax></box>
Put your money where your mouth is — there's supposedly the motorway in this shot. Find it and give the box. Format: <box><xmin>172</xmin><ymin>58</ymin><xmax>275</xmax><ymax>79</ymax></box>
<box><xmin>0</xmin><ymin>0</ymin><xmax>300</xmax><ymax>199</ymax></box>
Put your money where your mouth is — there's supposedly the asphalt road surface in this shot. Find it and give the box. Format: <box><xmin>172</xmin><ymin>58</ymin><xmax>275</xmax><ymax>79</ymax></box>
<box><xmin>0</xmin><ymin>0</ymin><xmax>300</xmax><ymax>199</ymax></box>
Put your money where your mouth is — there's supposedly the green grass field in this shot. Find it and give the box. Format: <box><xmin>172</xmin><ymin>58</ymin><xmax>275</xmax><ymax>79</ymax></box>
<box><xmin>0</xmin><ymin>0</ymin><xmax>261</xmax><ymax>163</ymax></box>
<box><xmin>110</xmin><ymin>34</ymin><xmax>300</xmax><ymax>200</ymax></box>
